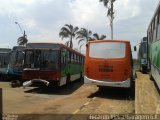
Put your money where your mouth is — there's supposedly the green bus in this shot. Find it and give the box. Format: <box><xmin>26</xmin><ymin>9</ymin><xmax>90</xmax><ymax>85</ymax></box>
<box><xmin>147</xmin><ymin>1</ymin><xmax>160</xmax><ymax>89</ymax></box>
<box><xmin>22</xmin><ymin>43</ymin><xmax>84</xmax><ymax>87</ymax></box>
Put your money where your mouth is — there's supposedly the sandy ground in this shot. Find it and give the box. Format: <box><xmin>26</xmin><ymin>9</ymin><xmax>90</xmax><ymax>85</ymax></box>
<box><xmin>135</xmin><ymin>72</ymin><xmax>160</xmax><ymax>114</ymax></box>
<box><xmin>0</xmin><ymin>72</ymin><xmax>160</xmax><ymax>120</ymax></box>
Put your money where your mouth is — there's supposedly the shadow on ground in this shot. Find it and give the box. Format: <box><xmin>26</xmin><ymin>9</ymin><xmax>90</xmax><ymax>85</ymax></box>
<box><xmin>24</xmin><ymin>79</ymin><xmax>84</xmax><ymax>95</ymax></box>
<box><xmin>88</xmin><ymin>87</ymin><xmax>135</xmax><ymax>101</ymax></box>
<box><xmin>0</xmin><ymin>74</ymin><xmax>22</xmax><ymax>82</ymax></box>
<box><xmin>152</xmin><ymin>79</ymin><xmax>160</xmax><ymax>95</ymax></box>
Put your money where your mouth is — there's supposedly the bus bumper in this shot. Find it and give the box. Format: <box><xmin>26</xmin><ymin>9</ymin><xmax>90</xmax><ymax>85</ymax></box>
<box><xmin>84</xmin><ymin>76</ymin><xmax>131</xmax><ymax>88</ymax></box>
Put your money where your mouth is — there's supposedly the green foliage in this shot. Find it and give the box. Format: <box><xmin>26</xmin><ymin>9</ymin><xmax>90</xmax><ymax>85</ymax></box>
<box><xmin>59</xmin><ymin>24</ymin><xmax>79</xmax><ymax>48</ymax></box>
<box><xmin>17</xmin><ymin>36</ymin><xmax>28</xmax><ymax>46</ymax></box>
<box><xmin>59</xmin><ymin>24</ymin><xmax>107</xmax><ymax>50</ymax></box>
<box><xmin>92</xmin><ymin>33</ymin><xmax>106</xmax><ymax>40</ymax></box>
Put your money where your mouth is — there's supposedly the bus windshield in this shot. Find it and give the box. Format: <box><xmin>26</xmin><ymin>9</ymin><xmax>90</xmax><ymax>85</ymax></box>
<box><xmin>9</xmin><ymin>51</ymin><xmax>24</xmax><ymax>68</ymax></box>
<box><xmin>139</xmin><ymin>42</ymin><xmax>147</xmax><ymax>58</ymax></box>
<box><xmin>89</xmin><ymin>42</ymin><xmax>126</xmax><ymax>59</ymax></box>
<box><xmin>0</xmin><ymin>53</ymin><xmax>10</xmax><ymax>68</ymax></box>
<box><xmin>25</xmin><ymin>50</ymin><xmax>59</xmax><ymax>70</ymax></box>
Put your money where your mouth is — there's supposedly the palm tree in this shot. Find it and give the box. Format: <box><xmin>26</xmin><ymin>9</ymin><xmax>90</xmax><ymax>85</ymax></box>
<box><xmin>92</xmin><ymin>33</ymin><xmax>106</xmax><ymax>40</ymax></box>
<box><xmin>76</xmin><ymin>28</ymin><xmax>93</xmax><ymax>46</ymax></box>
<box><xmin>100</xmin><ymin>0</ymin><xmax>116</xmax><ymax>40</ymax></box>
<box><xmin>59</xmin><ymin>24</ymin><xmax>79</xmax><ymax>48</ymax></box>
<box><xmin>17</xmin><ymin>34</ymin><xmax>28</xmax><ymax>46</ymax></box>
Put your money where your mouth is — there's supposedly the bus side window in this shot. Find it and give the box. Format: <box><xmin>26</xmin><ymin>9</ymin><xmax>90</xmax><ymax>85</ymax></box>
<box><xmin>72</xmin><ymin>53</ymin><xmax>74</xmax><ymax>63</ymax></box>
<box><xmin>152</xmin><ymin>18</ymin><xmax>157</xmax><ymax>42</ymax></box>
<box><xmin>74</xmin><ymin>54</ymin><xmax>77</xmax><ymax>63</ymax></box>
<box><xmin>61</xmin><ymin>49</ymin><xmax>66</xmax><ymax>69</ymax></box>
<box><xmin>66</xmin><ymin>51</ymin><xmax>70</xmax><ymax>63</ymax></box>
<box><xmin>77</xmin><ymin>55</ymin><xmax>79</xmax><ymax>64</ymax></box>
<box><xmin>80</xmin><ymin>56</ymin><xmax>81</xmax><ymax>64</ymax></box>
<box><xmin>157</xmin><ymin>11</ymin><xmax>160</xmax><ymax>40</ymax></box>
<box><xmin>71</xmin><ymin>52</ymin><xmax>73</xmax><ymax>63</ymax></box>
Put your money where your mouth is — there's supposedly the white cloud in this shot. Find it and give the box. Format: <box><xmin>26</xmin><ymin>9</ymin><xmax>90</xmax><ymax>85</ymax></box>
<box><xmin>0</xmin><ymin>0</ymin><xmax>160</xmax><ymax>57</ymax></box>
<box><xmin>0</xmin><ymin>0</ymin><xmax>36</xmax><ymax>15</ymax></box>
<box><xmin>114</xmin><ymin>0</ymin><xmax>140</xmax><ymax>21</ymax></box>
<box><xmin>23</xmin><ymin>19</ymin><xmax>37</xmax><ymax>29</ymax></box>
<box><xmin>71</xmin><ymin>0</ymin><xmax>101</xmax><ymax>25</ymax></box>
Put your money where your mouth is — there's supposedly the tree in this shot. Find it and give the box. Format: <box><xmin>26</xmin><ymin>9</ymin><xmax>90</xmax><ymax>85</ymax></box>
<box><xmin>76</xmin><ymin>28</ymin><xmax>93</xmax><ymax>45</ymax></box>
<box><xmin>100</xmin><ymin>0</ymin><xmax>116</xmax><ymax>40</ymax></box>
<box><xmin>17</xmin><ymin>31</ymin><xmax>28</xmax><ymax>46</ymax></box>
<box><xmin>92</xmin><ymin>33</ymin><xmax>106</xmax><ymax>40</ymax></box>
<box><xmin>59</xmin><ymin>24</ymin><xmax>79</xmax><ymax>48</ymax></box>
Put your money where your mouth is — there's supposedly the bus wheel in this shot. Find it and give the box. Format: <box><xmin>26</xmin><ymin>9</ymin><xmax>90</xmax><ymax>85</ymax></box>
<box><xmin>80</xmin><ymin>72</ymin><xmax>83</xmax><ymax>81</ymax></box>
<box><xmin>142</xmin><ymin>68</ymin><xmax>145</xmax><ymax>74</ymax></box>
<box><xmin>98</xmin><ymin>86</ymin><xmax>105</xmax><ymax>91</ymax></box>
<box><xmin>66</xmin><ymin>74</ymin><xmax>70</xmax><ymax>84</ymax></box>
<box><xmin>149</xmin><ymin>72</ymin><xmax>154</xmax><ymax>81</ymax></box>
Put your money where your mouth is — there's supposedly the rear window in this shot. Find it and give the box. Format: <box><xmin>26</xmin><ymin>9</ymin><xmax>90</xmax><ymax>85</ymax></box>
<box><xmin>89</xmin><ymin>42</ymin><xmax>126</xmax><ymax>59</ymax></box>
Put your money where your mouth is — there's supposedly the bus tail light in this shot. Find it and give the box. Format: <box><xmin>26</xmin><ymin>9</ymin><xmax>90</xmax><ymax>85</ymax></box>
<box><xmin>52</xmin><ymin>71</ymin><xmax>60</xmax><ymax>80</ymax></box>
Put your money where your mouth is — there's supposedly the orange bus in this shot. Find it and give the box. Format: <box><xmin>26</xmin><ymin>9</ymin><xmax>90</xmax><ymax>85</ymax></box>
<box><xmin>84</xmin><ymin>40</ymin><xmax>134</xmax><ymax>92</ymax></box>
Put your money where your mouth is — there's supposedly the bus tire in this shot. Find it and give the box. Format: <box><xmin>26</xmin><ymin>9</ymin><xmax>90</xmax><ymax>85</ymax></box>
<box><xmin>80</xmin><ymin>72</ymin><xmax>83</xmax><ymax>81</ymax></box>
<box><xmin>142</xmin><ymin>68</ymin><xmax>145</xmax><ymax>74</ymax></box>
<box><xmin>98</xmin><ymin>86</ymin><xmax>106</xmax><ymax>91</ymax></box>
<box><xmin>149</xmin><ymin>72</ymin><xmax>154</xmax><ymax>81</ymax></box>
<box><xmin>66</xmin><ymin>74</ymin><xmax>70</xmax><ymax>84</ymax></box>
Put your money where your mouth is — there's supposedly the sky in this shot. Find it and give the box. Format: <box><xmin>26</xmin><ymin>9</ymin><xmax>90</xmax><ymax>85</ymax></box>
<box><xmin>0</xmin><ymin>0</ymin><xmax>159</xmax><ymax>58</ymax></box>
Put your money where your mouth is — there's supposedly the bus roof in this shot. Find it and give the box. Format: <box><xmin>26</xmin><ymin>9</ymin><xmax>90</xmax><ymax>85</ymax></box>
<box><xmin>87</xmin><ymin>40</ymin><xmax>130</xmax><ymax>44</ymax></box>
<box><xmin>141</xmin><ymin>37</ymin><xmax>147</xmax><ymax>43</ymax></box>
<box><xmin>12</xmin><ymin>46</ymin><xmax>25</xmax><ymax>51</ymax></box>
<box><xmin>26</xmin><ymin>42</ymin><xmax>85</xmax><ymax>57</ymax></box>
<box><xmin>148</xmin><ymin>1</ymin><xmax>160</xmax><ymax>29</ymax></box>
<box><xmin>0</xmin><ymin>48</ymin><xmax>11</xmax><ymax>53</ymax></box>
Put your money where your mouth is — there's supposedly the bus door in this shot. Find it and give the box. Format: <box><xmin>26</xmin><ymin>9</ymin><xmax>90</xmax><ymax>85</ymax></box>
<box><xmin>24</xmin><ymin>50</ymin><xmax>41</xmax><ymax>78</ymax></box>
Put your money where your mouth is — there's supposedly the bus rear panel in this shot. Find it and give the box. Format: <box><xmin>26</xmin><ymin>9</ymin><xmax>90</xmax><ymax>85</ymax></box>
<box><xmin>84</xmin><ymin>40</ymin><xmax>133</xmax><ymax>88</ymax></box>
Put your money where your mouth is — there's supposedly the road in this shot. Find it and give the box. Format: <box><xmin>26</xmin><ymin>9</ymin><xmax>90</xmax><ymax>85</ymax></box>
<box><xmin>1</xmin><ymin>72</ymin><xmax>160</xmax><ymax>120</ymax></box>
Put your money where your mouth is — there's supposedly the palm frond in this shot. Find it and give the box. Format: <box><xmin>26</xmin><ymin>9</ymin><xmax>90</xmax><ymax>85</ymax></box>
<box><xmin>88</xmin><ymin>30</ymin><xmax>92</xmax><ymax>36</ymax></box>
<box><xmin>88</xmin><ymin>37</ymin><xmax>94</xmax><ymax>41</ymax></box>
<box><xmin>60</xmin><ymin>27</ymin><xmax>72</xmax><ymax>35</ymax></box>
<box><xmin>79</xmin><ymin>43</ymin><xmax>84</xmax><ymax>49</ymax></box>
<box><xmin>59</xmin><ymin>24</ymin><xmax>79</xmax><ymax>48</ymax></box>
<box><xmin>73</xmin><ymin>26</ymin><xmax>79</xmax><ymax>33</ymax></box>
<box><xmin>17</xmin><ymin>36</ymin><xmax>28</xmax><ymax>46</ymax></box>
<box><xmin>99</xmin><ymin>0</ymin><xmax>109</xmax><ymax>7</ymax></box>
<box><xmin>65</xmin><ymin>24</ymin><xmax>72</xmax><ymax>29</ymax></box>
<box><xmin>76</xmin><ymin>35</ymin><xmax>83</xmax><ymax>40</ymax></box>
<box><xmin>59</xmin><ymin>31</ymin><xmax>69</xmax><ymax>39</ymax></box>
<box><xmin>78</xmin><ymin>39</ymin><xmax>85</xmax><ymax>45</ymax></box>
<box><xmin>93</xmin><ymin>33</ymin><xmax>99</xmax><ymax>40</ymax></box>
<box><xmin>99</xmin><ymin>35</ymin><xmax>106</xmax><ymax>40</ymax></box>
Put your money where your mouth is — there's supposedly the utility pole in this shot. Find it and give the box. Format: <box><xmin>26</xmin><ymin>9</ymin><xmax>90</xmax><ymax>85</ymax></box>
<box><xmin>100</xmin><ymin>0</ymin><xmax>116</xmax><ymax>40</ymax></box>
<box><xmin>15</xmin><ymin>22</ymin><xmax>27</xmax><ymax>38</ymax></box>
<box><xmin>15</xmin><ymin>21</ymin><xmax>28</xmax><ymax>46</ymax></box>
<box><xmin>15</xmin><ymin>22</ymin><xmax>23</xmax><ymax>35</ymax></box>
<box><xmin>110</xmin><ymin>1</ymin><xmax>114</xmax><ymax>40</ymax></box>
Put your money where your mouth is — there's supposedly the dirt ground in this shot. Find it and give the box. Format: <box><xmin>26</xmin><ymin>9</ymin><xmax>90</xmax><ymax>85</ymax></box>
<box><xmin>1</xmin><ymin>72</ymin><xmax>160</xmax><ymax>120</ymax></box>
<box><xmin>135</xmin><ymin>72</ymin><xmax>160</xmax><ymax>114</ymax></box>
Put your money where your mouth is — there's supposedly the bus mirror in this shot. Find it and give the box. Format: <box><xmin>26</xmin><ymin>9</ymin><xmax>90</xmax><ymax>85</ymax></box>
<box><xmin>134</xmin><ymin>46</ymin><xmax>137</xmax><ymax>51</ymax></box>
